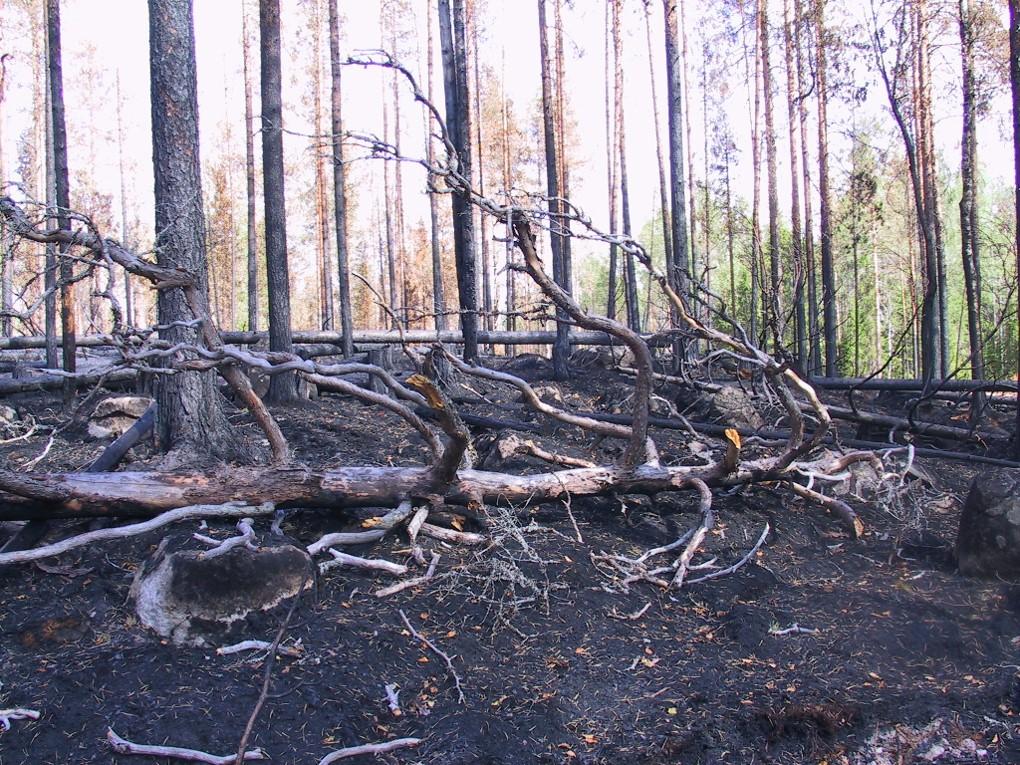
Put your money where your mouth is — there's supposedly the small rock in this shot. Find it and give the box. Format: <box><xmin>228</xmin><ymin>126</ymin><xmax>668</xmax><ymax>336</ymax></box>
<box><xmin>520</xmin><ymin>384</ymin><xmax>564</xmax><ymax>407</ymax></box>
<box><xmin>0</xmin><ymin>404</ymin><xmax>19</xmax><ymax>425</ymax></box>
<box><xmin>956</xmin><ymin>470</ymin><xmax>1020</xmax><ymax>578</ymax></box>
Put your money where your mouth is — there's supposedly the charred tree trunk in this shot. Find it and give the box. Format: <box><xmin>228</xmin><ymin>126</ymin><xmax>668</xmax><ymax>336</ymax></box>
<box><xmin>148</xmin><ymin>0</ymin><xmax>241</xmax><ymax>458</ymax></box>
<box><xmin>613</xmin><ymin>0</ymin><xmax>641</xmax><ymax>332</ymax></box>
<box><xmin>794</xmin><ymin>0</ymin><xmax>819</xmax><ymax>374</ymax></box>
<box><xmin>470</xmin><ymin>4</ymin><xmax>494</xmax><ymax>340</ymax></box>
<box><xmin>0</xmin><ymin>55</ymin><xmax>11</xmax><ymax>339</ymax></box>
<box><xmin>312</xmin><ymin>0</ymin><xmax>334</xmax><ymax>331</ymax></box>
<box><xmin>814</xmin><ymin>0</ymin><xmax>837</xmax><ymax>376</ymax></box>
<box><xmin>760</xmin><ymin>0</ymin><xmax>782</xmax><ymax>351</ymax></box>
<box><xmin>243</xmin><ymin>5</ymin><xmax>259</xmax><ymax>335</ymax></box>
<box><xmin>1008</xmin><ymin>0</ymin><xmax>1020</xmax><ymax>459</ymax></box>
<box><xmin>328</xmin><ymin>0</ymin><xmax>354</xmax><ymax>356</ymax></box>
<box><xmin>115</xmin><ymin>72</ymin><xmax>134</xmax><ymax>329</ymax></box>
<box><xmin>538</xmin><ymin>0</ymin><xmax>569</xmax><ymax>379</ymax></box>
<box><xmin>660</xmin><ymin>0</ymin><xmax>688</xmax><ymax>307</ymax></box>
<box><xmin>43</xmin><ymin>57</ymin><xmax>58</xmax><ymax>369</ymax></box>
<box><xmin>554</xmin><ymin>0</ymin><xmax>573</xmax><ymax>364</ymax></box>
<box><xmin>426</xmin><ymin>0</ymin><xmax>448</xmax><ymax>331</ymax></box>
<box><xmin>958</xmin><ymin>0</ymin><xmax>984</xmax><ymax>388</ymax></box>
<box><xmin>605</xmin><ymin>0</ymin><xmax>619</xmax><ymax>320</ymax></box>
<box><xmin>783</xmin><ymin>0</ymin><xmax>805</xmax><ymax>371</ymax></box>
<box><xmin>438</xmin><ymin>0</ymin><xmax>479</xmax><ymax>362</ymax></box>
<box><xmin>259</xmin><ymin>0</ymin><xmax>298</xmax><ymax>401</ymax></box>
<box><xmin>46</xmin><ymin>0</ymin><xmax>76</xmax><ymax>403</ymax></box>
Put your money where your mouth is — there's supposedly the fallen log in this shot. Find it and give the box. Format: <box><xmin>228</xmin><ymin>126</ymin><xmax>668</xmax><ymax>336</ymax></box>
<box><xmin>0</xmin><ymin>458</ymin><xmax>791</xmax><ymax>522</ymax></box>
<box><xmin>0</xmin><ymin>368</ymin><xmax>137</xmax><ymax>395</ymax></box>
<box><xmin>0</xmin><ymin>402</ymin><xmax>157</xmax><ymax>555</ymax></box>
<box><xmin>579</xmin><ymin>410</ymin><xmax>1020</xmax><ymax>469</ymax></box>
<box><xmin>0</xmin><ymin>329</ymin><xmax>643</xmax><ymax>352</ymax></box>
<box><xmin>803</xmin><ymin>403</ymin><xmax>1001</xmax><ymax>444</ymax></box>
<box><xmin>808</xmin><ymin>376</ymin><xmax>1019</xmax><ymax>394</ymax></box>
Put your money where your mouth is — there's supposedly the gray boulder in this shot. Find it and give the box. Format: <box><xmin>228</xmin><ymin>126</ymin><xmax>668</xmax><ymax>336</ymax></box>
<box><xmin>956</xmin><ymin>471</ymin><xmax>1020</xmax><ymax>578</ymax></box>
<box><xmin>88</xmin><ymin>396</ymin><xmax>154</xmax><ymax>439</ymax></box>
<box><xmin>134</xmin><ymin>543</ymin><xmax>314</xmax><ymax>645</ymax></box>
<box><xmin>708</xmin><ymin>385</ymin><xmax>764</xmax><ymax>430</ymax></box>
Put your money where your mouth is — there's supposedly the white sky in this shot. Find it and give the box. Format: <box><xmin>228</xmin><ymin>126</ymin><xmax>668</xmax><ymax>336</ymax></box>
<box><xmin>0</xmin><ymin>0</ymin><xmax>1014</xmax><ymax>326</ymax></box>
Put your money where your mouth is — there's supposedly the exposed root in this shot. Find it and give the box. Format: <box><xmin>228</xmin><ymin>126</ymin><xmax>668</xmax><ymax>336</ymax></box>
<box><xmin>317</xmin><ymin>737</ymin><xmax>421</xmax><ymax>765</ymax></box>
<box><xmin>106</xmin><ymin>728</ymin><xmax>267</xmax><ymax>763</ymax></box>
<box><xmin>0</xmin><ymin>502</ymin><xmax>276</xmax><ymax>566</ymax></box>
<box><xmin>375</xmin><ymin>552</ymin><xmax>440</xmax><ymax>597</ymax></box>
<box><xmin>0</xmin><ymin>707</ymin><xmax>40</xmax><ymax>732</ymax></box>
<box><xmin>319</xmin><ymin>550</ymin><xmax>407</xmax><ymax>576</ymax></box>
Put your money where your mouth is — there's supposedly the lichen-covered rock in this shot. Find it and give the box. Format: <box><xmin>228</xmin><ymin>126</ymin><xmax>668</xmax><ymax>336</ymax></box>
<box><xmin>134</xmin><ymin>543</ymin><xmax>314</xmax><ymax>645</ymax></box>
<box><xmin>708</xmin><ymin>385</ymin><xmax>764</xmax><ymax>430</ymax></box>
<box><xmin>956</xmin><ymin>470</ymin><xmax>1020</xmax><ymax>578</ymax></box>
<box><xmin>88</xmin><ymin>396</ymin><xmax>153</xmax><ymax>439</ymax></box>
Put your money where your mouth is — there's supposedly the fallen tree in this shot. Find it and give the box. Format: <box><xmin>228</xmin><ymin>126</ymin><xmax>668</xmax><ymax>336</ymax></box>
<box><xmin>0</xmin><ymin>58</ymin><xmax>921</xmax><ymax>591</ymax></box>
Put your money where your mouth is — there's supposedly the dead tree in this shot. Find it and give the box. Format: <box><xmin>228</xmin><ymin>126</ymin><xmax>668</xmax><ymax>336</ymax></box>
<box><xmin>148</xmin><ymin>0</ymin><xmax>242</xmax><ymax>459</ymax></box>
<box><xmin>0</xmin><ymin>59</ymin><xmax>882</xmax><ymax>591</ymax></box>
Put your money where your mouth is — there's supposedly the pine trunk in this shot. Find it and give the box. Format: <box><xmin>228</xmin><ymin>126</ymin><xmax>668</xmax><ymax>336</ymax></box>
<box><xmin>327</xmin><ymin>0</ymin><xmax>354</xmax><ymax>356</ymax></box>
<box><xmin>46</xmin><ymin>0</ymin><xmax>76</xmax><ymax>402</ymax></box>
<box><xmin>814</xmin><ymin>0</ymin><xmax>837</xmax><ymax>376</ymax></box>
<box><xmin>426</xmin><ymin>0</ymin><xmax>447</xmax><ymax>331</ymax></box>
<box><xmin>1008</xmin><ymin>0</ymin><xmax>1020</xmax><ymax>458</ymax></box>
<box><xmin>613</xmin><ymin>0</ymin><xmax>640</xmax><ymax>332</ymax></box>
<box><xmin>958</xmin><ymin>0</ymin><xmax>984</xmax><ymax>386</ymax></box>
<box><xmin>538</xmin><ymin>0</ymin><xmax>569</xmax><ymax>378</ymax></box>
<box><xmin>438</xmin><ymin>0</ymin><xmax>479</xmax><ymax>362</ymax></box>
<box><xmin>661</xmin><ymin>0</ymin><xmax>689</xmax><ymax>303</ymax></box>
<box><xmin>259</xmin><ymin>0</ymin><xmax>298</xmax><ymax>401</ymax></box>
<box><xmin>243</xmin><ymin>4</ymin><xmax>260</xmax><ymax>335</ymax></box>
<box><xmin>148</xmin><ymin>0</ymin><xmax>240</xmax><ymax>458</ymax></box>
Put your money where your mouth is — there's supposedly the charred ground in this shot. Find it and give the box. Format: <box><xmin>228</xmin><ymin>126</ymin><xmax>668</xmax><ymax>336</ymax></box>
<box><xmin>0</xmin><ymin>364</ymin><xmax>1018</xmax><ymax>765</ymax></box>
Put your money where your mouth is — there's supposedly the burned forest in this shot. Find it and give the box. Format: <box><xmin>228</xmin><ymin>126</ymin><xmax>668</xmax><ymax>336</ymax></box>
<box><xmin>1</xmin><ymin>0</ymin><xmax>1020</xmax><ymax>763</ymax></box>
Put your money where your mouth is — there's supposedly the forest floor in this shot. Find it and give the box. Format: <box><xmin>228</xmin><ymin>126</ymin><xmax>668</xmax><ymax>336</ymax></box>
<box><xmin>0</xmin><ymin>357</ymin><xmax>1018</xmax><ymax>764</ymax></box>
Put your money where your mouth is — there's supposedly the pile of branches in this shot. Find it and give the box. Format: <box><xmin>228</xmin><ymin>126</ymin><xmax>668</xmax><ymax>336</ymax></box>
<box><xmin>0</xmin><ymin>54</ymin><xmax>910</xmax><ymax>592</ymax></box>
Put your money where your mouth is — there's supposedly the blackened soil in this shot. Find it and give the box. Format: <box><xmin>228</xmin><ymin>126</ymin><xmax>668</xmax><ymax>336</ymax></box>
<box><xmin>1</xmin><ymin>368</ymin><xmax>1018</xmax><ymax>764</ymax></box>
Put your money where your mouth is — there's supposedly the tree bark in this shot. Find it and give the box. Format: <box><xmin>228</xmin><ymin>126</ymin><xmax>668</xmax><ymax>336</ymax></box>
<box><xmin>814</xmin><ymin>0</ymin><xmax>837</xmax><ymax>376</ymax></box>
<box><xmin>438</xmin><ymin>0</ymin><xmax>478</xmax><ymax>362</ymax></box>
<box><xmin>0</xmin><ymin>54</ymin><xmax>11</xmax><ymax>338</ymax></box>
<box><xmin>470</xmin><ymin>3</ymin><xmax>493</xmax><ymax>340</ymax></box>
<box><xmin>45</xmin><ymin>0</ymin><xmax>76</xmax><ymax>403</ymax></box>
<box><xmin>794</xmin><ymin>0</ymin><xmax>819</xmax><ymax>374</ymax></box>
<box><xmin>312</xmin><ymin>0</ymin><xmax>334</xmax><ymax>331</ymax></box>
<box><xmin>115</xmin><ymin>72</ymin><xmax>134</xmax><ymax>329</ymax></box>
<box><xmin>243</xmin><ymin>4</ymin><xmax>259</xmax><ymax>335</ymax></box>
<box><xmin>958</xmin><ymin>0</ymin><xmax>983</xmax><ymax>386</ymax></box>
<box><xmin>661</xmin><ymin>0</ymin><xmax>690</xmax><ymax>303</ymax></box>
<box><xmin>259</xmin><ymin>0</ymin><xmax>298</xmax><ymax>401</ymax></box>
<box><xmin>43</xmin><ymin>57</ymin><xmax>58</xmax><ymax>369</ymax></box>
<box><xmin>760</xmin><ymin>0</ymin><xmax>782</xmax><ymax>351</ymax></box>
<box><xmin>148</xmin><ymin>0</ymin><xmax>241</xmax><ymax>458</ymax></box>
<box><xmin>613</xmin><ymin>0</ymin><xmax>640</xmax><ymax>332</ymax></box>
<box><xmin>605</xmin><ymin>0</ymin><xmax>619</xmax><ymax>320</ymax></box>
<box><xmin>553</xmin><ymin>0</ymin><xmax>573</xmax><ymax>368</ymax></box>
<box><xmin>538</xmin><ymin>0</ymin><xmax>569</xmax><ymax>379</ymax></box>
<box><xmin>783</xmin><ymin>0</ymin><xmax>805</xmax><ymax>371</ymax></box>
<box><xmin>1008</xmin><ymin>0</ymin><xmax>1020</xmax><ymax>458</ymax></box>
<box><xmin>425</xmin><ymin>0</ymin><xmax>447</xmax><ymax>331</ymax></box>
<box><xmin>327</xmin><ymin>0</ymin><xmax>354</xmax><ymax>356</ymax></box>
